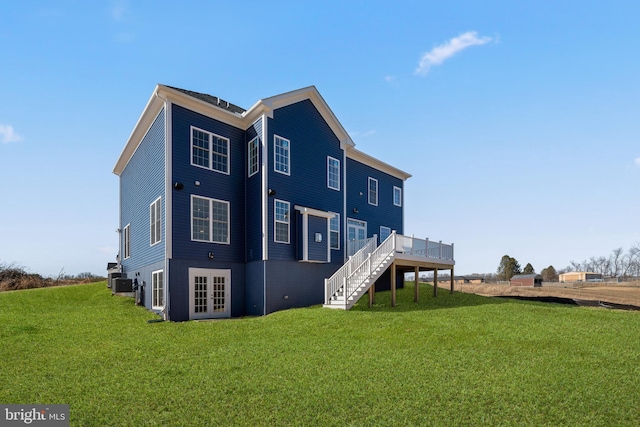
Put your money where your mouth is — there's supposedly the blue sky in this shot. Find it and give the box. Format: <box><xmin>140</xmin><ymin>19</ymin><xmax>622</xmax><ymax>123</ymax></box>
<box><xmin>1</xmin><ymin>1</ymin><xmax>638</xmax><ymax>277</ymax></box>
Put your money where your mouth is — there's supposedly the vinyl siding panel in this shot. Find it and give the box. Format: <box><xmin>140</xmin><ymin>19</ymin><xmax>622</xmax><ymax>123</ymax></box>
<box><xmin>346</xmin><ymin>157</ymin><xmax>404</xmax><ymax>239</ymax></box>
<box><xmin>246</xmin><ymin>118</ymin><xmax>263</xmax><ymax>262</ymax></box>
<box><xmin>120</xmin><ymin>108</ymin><xmax>166</xmax><ymax>272</ymax></box>
<box><xmin>266</xmin><ymin>99</ymin><xmax>344</xmax><ymax>262</ymax></box>
<box><xmin>307</xmin><ymin>215</ymin><xmax>328</xmax><ymax>262</ymax></box>
<box><xmin>170</xmin><ymin>104</ymin><xmax>245</xmax><ymax>264</ymax></box>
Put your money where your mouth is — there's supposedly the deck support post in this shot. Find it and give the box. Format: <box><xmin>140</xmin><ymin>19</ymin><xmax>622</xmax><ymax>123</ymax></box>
<box><xmin>368</xmin><ymin>283</ymin><xmax>375</xmax><ymax>307</ymax></box>
<box><xmin>414</xmin><ymin>266</ymin><xmax>419</xmax><ymax>302</ymax></box>
<box><xmin>391</xmin><ymin>262</ymin><xmax>397</xmax><ymax>307</ymax></box>
<box><xmin>433</xmin><ymin>269</ymin><xmax>438</xmax><ymax>297</ymax></box>
<box><xmin>450</xmin><ymin>266</ymin><xmax>454</xmax><ymax>294</ymax></box>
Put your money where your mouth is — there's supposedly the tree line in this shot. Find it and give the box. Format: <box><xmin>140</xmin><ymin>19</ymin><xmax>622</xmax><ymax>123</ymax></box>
<box><xmin>494</xmin><ymin>243</ymin><xmax>640</xmax><ymax>282</ymax></box>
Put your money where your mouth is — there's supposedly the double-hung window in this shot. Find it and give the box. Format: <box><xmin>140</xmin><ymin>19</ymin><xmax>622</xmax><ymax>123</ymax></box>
<box><xmin>191</xmin><ymin>195</ymin><xmax>230</xmax><ymax>244</ymax></box>
<box><xmin>150</xmin><ymin>197</ymin><xmax>161</xmax><ymax>246</ymax></box>
<box><xmin>327</xmin><ymin>156</ymin><xmax>340</xmax><ymax>190</ymax></box>
<box><xmin>393</xmin><ymin>186</ymin><xmax>402</xmax><ymax>207</ymax></box>
<box><xmin>274</xmin><ymin>199</ymin><xmax>290</xmax><ymax>243</ymax></box>
<box><xmin>330</xmin><ymin>213</ymin><xmax>340</xmax><ymax>250</ymax></box>
<box><xmin>368</xmin><ymin>177</ymin><xmax>378</xmax><ymax>206</ymax></box>
<box><xmin>248</xmin><ymin>137</ymin><xmax>259</xmax><ymax>177</ymax></box>
<box><xmin>152</xmin><ymin>270</ymin><xmax>164</xmax><ymax>309</ymax></box>
<box><xmin>191</xmin><ymin>127</ymin><xmax>229</xmax><ymax>174</ymax></box>
<box><xmin>123</xmin><ymin>224</ymin><xmax>130</xmax><ymax>259</ymax></box>
<box><xmin>274</xmin><ymin>136</ymin><xmax>290</xmax><ymax>175</ymax></box>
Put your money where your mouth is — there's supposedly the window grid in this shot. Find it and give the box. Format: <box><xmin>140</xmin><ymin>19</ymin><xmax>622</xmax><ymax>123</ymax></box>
<box><xmin>330</xmin><ymin>214</ymin><xmax>340</xmax><ymax>250</ymax></box>
<box><xmin>152</xmin><ymin>270</ymin><xmax>164</xmax><ymax>308</ymax></box>
<box><xmin>248</xmin><ymin>137</ymin><xmax>259</xmax><ymax>177</ymax></box>
<box><xmin>194</xmin><ymin>276</ymin><xmax>207</xmax><ymax>313</ymax></box>
<box><xmin>123</xmin><ymin>224</ymin><xmax>130</xmax><ymax>259</ymax></box>
<box><xmin>212</xmin><ymin>276</ymin><xmax>226</xmax><ymax>312</ymax></box>
<box><xmin>274</xmin><ymin>136</ymin><xmax>290</xmax><ymax>175</ymax></box>
<box><xmin>393</xmin><ymin>186</ymin><xmax>402</xmax><ymax>207</ymax></box>
<box><xmin>150</xmin><ymin>197</ymin><xmax>161</xmax><ymax>246</ymax></box>
<box><xmin>274</xmin><ymin>199</ymin><xmax>290</xmax><ymax>243</ymax></box>
<box><xmin>368</xmin><ymin>178</ymin><xmax>378</xmax><ymax>206</ymax></box>
<box><xmin>192</xmin><ymin>196</ymin><xmax>229</xmax><ymax>244</ymax></box>
<box><xmin>327</xmin><ymin>157</ymin><xmax>340</xmax><ymax>190</ymax></box>
<box><xmin>191</xmin><ymin>127</ymin><xmax>229</xmax><ymax>174</ymax></box>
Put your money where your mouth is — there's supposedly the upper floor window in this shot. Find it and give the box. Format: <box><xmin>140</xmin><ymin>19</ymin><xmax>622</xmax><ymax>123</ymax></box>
<box><xmin>152</xmin><ymin>270</ymin><xmax>164</xmax><ymax>309</ymax></box>
<box><xmin>330</xmin><ymin>213</ymin><xmax>340</xmax><ymax>250</ymax></box>
<box><xmin>393</xmin><ymin>186</ymin><xmax>402</xmax><ymax>207</ymax></box>
<box><xmin>274</xmin><ymin>135</ymin><xmax>290</xmax><ymax>175</ymax></box>
<box><xmin>191</xmin><ymin>127</ymin><xmax>229</xmax><ymax>174</ymax></box>
<box><xmin>327</xmin><ymin>156</ymin><xmax>340</xmax><ymax>190</ymax></box>
<box><xmin>368</xmin><ymin>177</ymin><xmax>378</xmax><ymax>206</ymax></box>
<box><xmin>274</xmin><ymin>199</ymin><xmax>290</xmax><ymax>243</ymax></box>
<box><xmin>191</xmin><ymin>195</ymin><xmax>230</xmax><ymax>244</ymax></box>
<box><xmin>380</xmin><ymin>226</ymin><xmax>391</xmax><ymax>243</ymax></box>
<box><xmin>123</xmin><ymin>224</ymin><xmax>131</xmax><ymax>259</ymax></box>
<box><xmin>150</xmin><ymin>197</ymin><xmax>161</xmax><ymax>246</ymax></box>
<box><xmin>248</xmin><ymin>137</ymin><xmax>259</xmax><ymax>177</ymax></box>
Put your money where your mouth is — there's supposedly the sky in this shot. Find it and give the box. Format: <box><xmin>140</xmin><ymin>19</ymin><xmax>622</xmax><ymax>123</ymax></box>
<box><xmin>1</xmin><ymin>0</ymin><xmax>639</xmax><ymax>277</ymax></box>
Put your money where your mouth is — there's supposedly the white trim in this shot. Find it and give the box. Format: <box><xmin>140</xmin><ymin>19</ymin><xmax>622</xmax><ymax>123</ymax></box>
<box><xmin>261</xmin><ymin>115</ymin><xmax>268</xmax><ymax>262</ymax></box>
<box><xmin>190</xmin><ymin>126</ymin><xmax>231</xmax><ymax>175</ymax></box>
<box><xmin>294</xmin><ymin>205</ymin><xmax>336</xmax><ymax>219</ymax></box>
<box><xmin>151</xmin><ymin>269</ymin><xmax>164</xmax><ymax>309</ymax></box>
<box><xmin>393</xmin><ymin>186</ymin><xmax>402</xmax><ymax>207</ymax></box>
<box><xmin>150</xmin><ymin>196</ymin><xmax>162</xmax><ymax>246</ymax></box>
<box><xmin>368</xmin><ymin>177</ymin><xmax>378</xmax><ymax>206</ymax></box>
<box><xmin>274</xmin><ymin>199</ymin><xmax>290</xmax><ymax>244</ymax></box>
<box><xmin>327</xmin><ymin>216</ymin><xmax>332</xmax><ymax>262</ymax></box>
<box><xmin>327</xmin><ymin>156</ymin><xmax>340</xmax><ymax>191</ymax></box>
<box><xmin>274</xmin><ymin>135</ymin><xmax>290</xmax><ymax>176</ymax></box>
<box><xmin>294</xmin><ymin>206</ymin><xmax>335</xmax><ymax>263</ymax></box>
<box><xmin>342</xmin><ymin>149</ymin><xmax>347</xmax><ymax>262</ymax></box>
<box><xmin>248</xmin><ymin>136</ymin><xmax>259</xmax><ymax>177</ymax></box>
<box><xmin>301</xmin><ymin>211</ymin><xmax>309</xmax><ymax>261</ymax></box>
<box><xmin>123</xmin><ymin>223</ymin><xmax>131</xmax><ymax>259</ymax></box>
<box><xmin>165</xmin><ymin>101</ymin><xmax>173</xmax><ymax>260</ymax></box>
<box><xmin>346</xmin><ymin>148</ymin><xmax>411</xmax><ymax>181</ymax></box>
<box><xmin>329</xmin><ymin>213</ymin><xmax>340</xmax><ymax>250</ymax></box>
<box><xmin>190</xmin><ymin>195</ymin><xmax>230</xmax><ymax>244</ymax></box>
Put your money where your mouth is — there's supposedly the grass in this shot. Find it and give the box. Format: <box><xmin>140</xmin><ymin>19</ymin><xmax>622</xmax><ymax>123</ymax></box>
<box><xmin>1</xmin><ymin>283</ymin><xmax>640</xmax><ymax>426</ymax></box>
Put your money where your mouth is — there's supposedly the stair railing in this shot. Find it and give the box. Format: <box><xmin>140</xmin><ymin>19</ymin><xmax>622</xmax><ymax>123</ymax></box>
<box><xmin>325</xmin><ymin>237</ymin><xmax>377</xmax><ymax>304</ymax></box>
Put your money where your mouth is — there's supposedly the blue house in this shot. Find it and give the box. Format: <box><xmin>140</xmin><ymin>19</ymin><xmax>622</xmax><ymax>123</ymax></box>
<box><xmin>113</xmin><ymin>85</ymin><xmax>455</xmax><ymax>321</ymax></box>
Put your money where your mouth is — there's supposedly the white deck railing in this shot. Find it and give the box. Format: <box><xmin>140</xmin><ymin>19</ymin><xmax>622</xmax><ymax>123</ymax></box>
<box><xmin>394</xmin><ymin>234</ymin><xmax>454</xmax><ymax>260</ymax></box>
<box><xmin>325</xmin><ymin>237</ymin><xmax>378</xmax><ymax>305</ymax></box>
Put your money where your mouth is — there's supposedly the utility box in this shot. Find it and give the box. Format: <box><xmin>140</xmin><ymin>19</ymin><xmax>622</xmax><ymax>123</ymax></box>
<box><xmin>112</xmin><ymin>278</ymin><xmax>133</xmax><ymax>293</ymax></box>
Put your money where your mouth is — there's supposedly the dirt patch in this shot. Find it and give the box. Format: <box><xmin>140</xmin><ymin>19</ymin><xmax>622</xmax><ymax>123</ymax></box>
<box><xmin>439</xmin><ymin>282</ymin><xmax>640</xmax><ymax>308</ymax></box>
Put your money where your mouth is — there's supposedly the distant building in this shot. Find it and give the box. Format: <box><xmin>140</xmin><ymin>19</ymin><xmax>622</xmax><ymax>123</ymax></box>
<box><xmin>510</xmin><ymin>274</ymin><xmax>543</xmax><ymax>287</ymax></box>
<box><xmin>559</xmin><ymin>272</ymin><xmax>603</xmax><ymax>283</ymax></box>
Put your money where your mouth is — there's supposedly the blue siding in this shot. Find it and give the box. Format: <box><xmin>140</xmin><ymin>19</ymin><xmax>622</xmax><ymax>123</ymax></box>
<box><xmin>266</xmin><ymin>99</ymin><xmax>344</xmax><ymax>262</ymax></box>
<box><xmin>308</xmin><ymin>215</ymin><xmax>328</xmax><ymax>262</ymax></box>
<box><xmin>246</xmin><ymin>118</ymin><xmax>263</xmax><ymax>262</ymax></box>
<box><xmin>346</xmin><ymin>157</ymin><xmax>404</xmax><ymax>240</ymax></box>
<box><xmin>170</xmin><ymin>104</ymin><xmax>245</xmax><ymax>264</ymax></box>
<box><xmin>120</xmin><ymin>108</ymin><xmax>166</xmax><ymax>311</ymax></box>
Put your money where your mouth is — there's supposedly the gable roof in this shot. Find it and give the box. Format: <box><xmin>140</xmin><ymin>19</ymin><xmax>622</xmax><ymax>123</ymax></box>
<box><xmin>511</xmin><ymin>274</ymin><xmax>542</xmax><ymax>280</ymax></box>
<box><xmin>113</xmin><ymin>84</ymin><xmax>410</xmax><ymax>181</ymax></box>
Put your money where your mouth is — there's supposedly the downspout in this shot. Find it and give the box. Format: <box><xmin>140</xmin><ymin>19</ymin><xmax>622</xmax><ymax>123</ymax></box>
<box><xmin>156</xmin><ymin>89</ymin><xmax>171</xmax><ymax>321</ymax></box>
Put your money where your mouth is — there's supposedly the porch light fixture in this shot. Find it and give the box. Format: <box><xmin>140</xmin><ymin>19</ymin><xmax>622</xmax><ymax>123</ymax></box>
<box><xmin>353</xmin><ymin>208</ymin><xmax>359</xmax><ymax>213</ymax></box>
<box><xmin>268</xmin><ymin>188</ymin><xmax>276</xmax><ymax>196</ymax></box>
<box><xmin>208</xmin><ymin>252</ymin><xmax>215</xmax><ymax>259</ymax></box>
<box><xmin>174</xmin><ymin>182</ymin><xmax>184</xmax><ymax>190</ymax></box>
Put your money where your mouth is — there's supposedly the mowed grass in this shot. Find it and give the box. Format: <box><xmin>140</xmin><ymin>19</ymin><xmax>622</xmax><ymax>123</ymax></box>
<box><xmin>1</xmin><ymin>283</ymin><xmax>640</xmax><ymax>426</ymax></box>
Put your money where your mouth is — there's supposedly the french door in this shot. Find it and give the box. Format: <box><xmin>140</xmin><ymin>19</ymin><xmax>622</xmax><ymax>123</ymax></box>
<box><xmin>189</xmin><ymin>268</ymin><xmax>231</xmax><ymax>319</ymax></box>
<box><xmin>347</xmin><ymin>219</ymin><xmax>367</xmax><ymax>256</ymax></box>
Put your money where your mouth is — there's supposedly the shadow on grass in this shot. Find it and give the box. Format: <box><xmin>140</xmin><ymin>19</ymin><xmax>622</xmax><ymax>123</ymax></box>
<box><xmin>349</xmin><ymin>282</ymin><xmax>509</xmax><ymax>313</ymax></box>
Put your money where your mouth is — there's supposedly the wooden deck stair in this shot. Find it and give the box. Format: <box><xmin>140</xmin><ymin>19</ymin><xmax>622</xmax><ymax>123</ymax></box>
<box><xmin>323</xmin><ymin>232</ymin><xmax>397</xmax><ymax>310</ymax></box>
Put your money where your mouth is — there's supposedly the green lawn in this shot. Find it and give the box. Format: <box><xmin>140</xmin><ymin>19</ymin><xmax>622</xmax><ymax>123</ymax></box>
<box><xmin>1</xmin><ymin>282</ymin><xmax>639</xmax><ymax>426</ymax></box>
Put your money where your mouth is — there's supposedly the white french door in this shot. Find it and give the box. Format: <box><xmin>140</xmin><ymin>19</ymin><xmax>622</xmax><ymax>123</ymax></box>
<box><xmin>347</xmin><ymin>219</ymin><xmax>367</xmax><ymax>256</ymax></box>
<box><xmin>189</xmin><ymin>268</ymin><xmax>231</xmax><ymax>319</ymax></box>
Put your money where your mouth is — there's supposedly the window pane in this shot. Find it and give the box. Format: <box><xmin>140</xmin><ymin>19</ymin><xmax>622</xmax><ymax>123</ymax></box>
<box><xmin>274</xmin><ymin>200</ymin><xmax>289</xmax><ymax>243</ymax></box>
<box><xmin>192</xmin><ymin>197</ymin><xmax>210</xmax><ymax>241</ymax></box>
<box><xmin>275</xmin><ymin>136</ymin><xmax>290</xmax><ymax>174</ymax></box>
<box><xmin>248</xmin><ymin>138</ymin><xmax>259</xmax><ymax>176</ymax></box>
<box><xmin>192</xmin><ymin>129</ymin><xmax>209</xmax><ymax>167</ymax></box>
<box><xmin>212</xmin><ymin>136</ymin><xmax>228</xmax><ymax>173</ymax></box>
<box><xmin>330</xmin><ymin>214</ymin><xmax>339</xmax><ymax>249</ymax></box>
<box><xmin>212</xmin><ymin>201</ymin><xmax>229</xmax><ymax>243</ymax></box>
<box><xmin>328</xmin><ymin>157</ymin><xmax>340</xmax><ymax>190</ymax></box>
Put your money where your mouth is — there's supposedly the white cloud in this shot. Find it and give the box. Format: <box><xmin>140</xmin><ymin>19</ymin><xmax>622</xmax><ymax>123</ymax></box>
<box><xmin>384</xmin><ymin>75</ymin><xmax>395</xmax><ymax>83</ymax></box>
<box><xmin>0</xmin><ymin>124</ymin><xmax>24</xmax><ymax>144</ymax></box>
<box><xmin>111</xmin><ymin>0</ymin><xmax>128</xmax><ymax>21</ymax></box>
<box><xmin>635</xmin><ymin>157</ymin><xmax>640</xmax><ymax>167</ymax></box>
<box><xmin>415</xmin><ymin>31</ymin><xmax>492</xmax><ymax>76</ymax></box>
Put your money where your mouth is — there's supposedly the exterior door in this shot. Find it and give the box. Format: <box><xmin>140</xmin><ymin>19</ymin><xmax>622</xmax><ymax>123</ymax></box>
<box><xmin>347</xmin><ymin>219</ymin><xmax>367</xmax><ymax>256</ymax></box>
<box><xmin>189</xmin><ymin>268</ymin><xmax>231</xmax><ymax>319</ymax></box>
